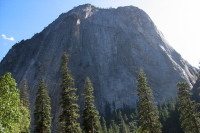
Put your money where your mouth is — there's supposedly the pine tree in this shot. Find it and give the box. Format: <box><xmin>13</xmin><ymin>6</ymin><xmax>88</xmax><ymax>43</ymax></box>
<box><xmin>117</xmin><ymin>110</ymin><xmax>123</xmax><ymax>122</ymax></box>
<box><xmin>109</xmin><ymin>120</ymin><xmax>120</xmax><ymax>133</ymax></box>
<box><xmin>128</xmin><ymin>121</ymin><xmax>138</xmax><ymax>133</ymax></box>
<box><xmin>104</xmin><ymin>102</ymin><xmax>112</xmax><ymax>126</ymax></box>
<box><xmin>108</xmin><ymin>124</ymin><xmax>114</xmax><ymax>133</ymax></box>
<box><xmin>19</xmin><ymin>79</ymin><xmax>31</xmax><ymax>133</ymax></box>
<box><xmin>159</xmin><ymin>98</ymin><xmax>183</xmax><ymax>133</ymax></box>
<box><xmin>57</xmin><ymin>53</ymin><xmax>81</xmax><ymax>133</ymax></box>
<box><xmin>119</xmin><ymin>119</ymin><xmax>130</xmax><ymax>133</ymax></box>
<box><xmin>101</xmin><ymin>117</ymin><xmax>108</xmax><ymax>133</ymax></box>
<box><xmin>136</xmin><ymin>69</ymin><xmax>162</xmax><ymax>133</ymax></box>
<box><xmin>123</xmin><ymin>114</ymin><xmax>128</xmax><ymax>122</ymax></box>
<box><xmin>159</xmin><ymin>101</ymin><xmax>169</xmax><ymax>124</ymax></box>
<box><xmin>82</xmin><ymin>77</ymin><xmax>101</xmax><ymax>133</ymax></box>
<box><xmin>116</xmin><ymin>110</ymin><xmax>130</xmax><ymax>133</ymax></box>
<box><xmin>34</xmin><ymin>77</ymin><xmax>51</xmax><ymax>133</ymax></box>
<box><xmin>20</xmin><ymin>79</ymin><xmax>30</xmax><ymax>109</ymax></box>
<box><xmin>177</xmin><ymin>82</ymin><xmax>200</xmax><ymax>133</ymax></box>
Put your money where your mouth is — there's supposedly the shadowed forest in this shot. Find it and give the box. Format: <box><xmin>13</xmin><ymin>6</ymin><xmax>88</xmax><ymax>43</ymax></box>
<box><xmin>0</xmin><ymin>53</ymin><xmax>199</xmax><ymax>133</ymax></box>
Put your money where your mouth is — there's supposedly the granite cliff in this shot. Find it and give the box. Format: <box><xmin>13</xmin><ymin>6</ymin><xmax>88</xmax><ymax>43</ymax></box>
<box><xmin>0</xmin><ymin>4</ymin><xmax>198</xmax><ymax>132</ymax></box>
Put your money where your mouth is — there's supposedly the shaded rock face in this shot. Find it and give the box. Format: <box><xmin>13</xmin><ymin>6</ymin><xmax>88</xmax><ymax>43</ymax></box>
<box><xmin>0</xmin><ymin>4</ymin><xmax>198</xmax><ymax>132</ymax></box>
<box><xmin>192</xmin><ymin>77</ymin><xmax>200</xmax><ymax>102</ymax></box>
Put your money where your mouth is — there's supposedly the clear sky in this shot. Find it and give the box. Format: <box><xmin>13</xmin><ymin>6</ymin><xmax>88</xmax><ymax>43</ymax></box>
<box><xmin>0</xmin><ymin>0</ymin><xmax>199</xmax><ymax>67</ymax></box>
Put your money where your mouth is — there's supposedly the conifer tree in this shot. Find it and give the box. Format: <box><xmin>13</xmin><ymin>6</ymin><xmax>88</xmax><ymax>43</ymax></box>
<box><xmin>123</xmin><ymin>114</ymin><xmax>128</xmax><ymax>122</ymax></box>
<box><xmin>119</xmin><ymin>119</ymin><xmax>130</xmax><ymax>133</ymax></box>
<box><xmin>159</xmin><ymin>98</ymin><xmax>182</xmax><ymax>133</ymax></box>
<box><xmin>20</xmin><ymin>79</ymin><xmax>30</xmax><ymax>109</ymax></box>
<box><xmin>101</xmin><ymin>117</ymin><xmax>108</xmax><ymax>133</ymax></box>
<box><xmin>57</xmin><ymin>53</ymin><xmax>81</xmax><ymax>133</ymax></box>
<box><xmin>109</xmin><ymin>120</ymin><xmax>120</xmax><ymax>133</ymax></box>
<box><xmin>159</xmin><ymin>101</ymin><xmax>169</xmax><ymax>124</ymax></box>
<box><xmin>115</xmin><ymin>110</ymin><xmax>130</xmax><ymax>133</ymax></box>
<box><xmin>136</xmin><ymin>69</ymin><xmax>162</xmax><ymax>133</ymax></box>
<box><xmin>177</xmin><ymin>82</ymin><xmax>200</xmax><ymax>133</ymax></box>
<box><xmin>117</xmin><ymin>110</ymin><xmax>123</xmax><ymax>122</ymax></box>
<box><xmin>128</xmin><ymin>121</ymin><xmax>138</xmax><ymax>133</ymax></box>
<box><xmin>34</xmin><ymin>77</ymin><xmax>51</xmax><ymax>133</ymax></box>
<box><xmin>104</xmin><ymin>102</ymin><xmax>112</xmax><ymax>125</ymax></box>
<box><xmin>19</xmin><ymin>79</ymin><xmax>31</xmax><ymax>133</ymax></box>
<box><xmin>82</xmin><ymin>77</ymin><xmax>101</xmax><ymax>133</ymax></box>
<box><xmin>108</xmin><ymin>124</ymin><xmax>114</xmax><ymax>133</ymax></box>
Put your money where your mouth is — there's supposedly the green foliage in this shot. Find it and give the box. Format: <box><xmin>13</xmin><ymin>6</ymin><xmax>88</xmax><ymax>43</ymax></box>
<box><xmin>177</xmin><ymin>82</ymin><xmax>200</xmax><ymax>133</ymax></box>
<box><xmin>119</xmin><ymin>119</ymin><xmax>130</xmax><ymax>133</ymax></box>
<box><xmin>57</xmin><ymin>53</ymin><xmax>81</xmax><ymax>133</ymax></box>
<box><xmin>0</xmin><ymin>73</ymin><xmax>27</xmax><ymax>133</ymax></box>
<box><xmin>20</xmin><ymin>79</ymin><xmax>30</xmax><ymax>109</ymax></box>
<box><xmin>20</xmin><ymin>79</ymin><xmax>31</xmax><ymax>133</ymax></box>
<box><xmin>104</xmin><ymin>102</ymin><xmax>112</xmax><ymax>126</ymax></box>
<box><xmin>102</xmin><ymin>103</ymin><xmax>138</xmax><ymax>133</ymax></box>
<box><xmin>101</xmin><ymin>98</ymin><xmax>184</xmax><ymax>133</ymax></box>
<box><xmin>109</xmin><ymin>120</ymin><xmax>120</xmax><ymax>133</ymax></box>
<box><xmin>137</xmin><ymin>69</ymin><xmax>162</xmax><ymax>133</ymax></box>
<box><xmin>159</xmin><ymin>101</ymin><xmax>169</xmax><ymax>123</ymax></box>
<box><xmin>101</xmin><ymin>117</ymin><xmax>108</xmax><ymax>133</ymax></box>
<box><xmin>136</xmin><ymin>126</ymin><xmax>150</xmax><ymax>133</ymax></box>
<box><xmin>34</xmin><ymin>77</ymin><xmax>51</xmax><ymax>133</ymax></box>
<box><xmin>82</xmin><ymin>77</ymin><xmax>101</xmax><ymax>133</ymax></box>
<box><xmin>158</xmin><ymin>97</ymin><xmax>183</xmax><ymax>133</ymax></box>
<box><xmin>1</xmin><ymin>56</ymin><xmax>198</xmax><ymax>133</ymax></box>
<box><xmin>158</xmin><ymin>98</ymin><xmax>183</xmax><ymax>133</ymax></box>
<box><xmin>128</xmin><ymin>121</ymin><xmax>137</xmax><ymax>133</ymax></box>
<box><xmin>19</xmin><ymin>105</ymin><xmax>30</xmax><ymax>133</ymax></box>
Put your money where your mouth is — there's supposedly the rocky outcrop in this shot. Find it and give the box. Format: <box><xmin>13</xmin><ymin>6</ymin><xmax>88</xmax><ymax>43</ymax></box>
<box><xmin>0</xmin><ymin>4</ymin><xmax>198</xmax><ymax>132</ymax></box>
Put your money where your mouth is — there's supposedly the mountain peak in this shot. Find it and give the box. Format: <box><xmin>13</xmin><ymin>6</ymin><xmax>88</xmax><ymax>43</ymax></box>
<box><xmin>64</xmin><ymin>4</ymin><xmax>99</xmax><ymax>19</ymax></box>
<box><xmin>0</xmin><ymin>4</ymin><xmax>198</xmax><ymax>132</ymax></box>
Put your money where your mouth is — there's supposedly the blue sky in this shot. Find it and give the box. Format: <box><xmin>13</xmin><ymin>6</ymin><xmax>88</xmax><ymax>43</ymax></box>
<box><xmin>1</xmin><ymin>0</ymin><xmax>200</xmax><ymax>67</ymax></box>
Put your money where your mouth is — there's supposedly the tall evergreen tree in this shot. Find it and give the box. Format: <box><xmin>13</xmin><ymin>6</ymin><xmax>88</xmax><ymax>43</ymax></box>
<box><xmin>109</xmin><ymin>120</ymin><xmax>120</xmax><ymax>133</ymax></box>
<box><xmin>20</xmin><ymin>79</ymin><xmax>30</xmax><ymax>109</ymax></box>
<box><xmin>34</xmin><ymin>77</ymin><xmax>51</xmax><ymax>133</ymax></box>
<box><xmin>57</xmin><ymin>53</ymin><xmax>81</xmax><ymax>133</ymax></box>
<box><xmin>119</xmin><ymin>119</ymin><xmax>130</xmax><ymax>133</ymax></box>
<box><xmin>101</xmin><ymin>117</ymin><xmax>108</xmax><ymax>133</ymax></box>
<box><xmin>108</xmin><ymin>124</ymin><xmax>114</xmax><ymax>133</ymax></box>
<box><xmin>136</xmin><ymin>69</ymin><xmax>162</xmax><ymax>133</ymax></box>
<box><xmin>158</xmin><ymin>98</ymin><xmax>183</xmax><ymax>133</ymax></box>
<box><xmin>123</xmin><ymin>113</ymin><xmax>128</xmax><ymax>122</ymax></box>
<box><xmin>177</xmin><ymin>82</ymin><xmax>200</xmax><ymax>133</ymax></box>
<box><xmin>20</xmin><ymin>79</ymin><xmax>31</xmax><ymax>133</ymax></box>
<box><xmin>104</xmin><ymin>102</ymin><xmax>112</xmax><ymax>126</ymax></box>
<box><xmin>128</xmin><ymin>121</ymin><xmax>138</xmax><ymax>133</ymax></box>
<box><xmin>82</xmin><ymin>77</ymin><xmax>101</xmax><ymax>133</ymax></box>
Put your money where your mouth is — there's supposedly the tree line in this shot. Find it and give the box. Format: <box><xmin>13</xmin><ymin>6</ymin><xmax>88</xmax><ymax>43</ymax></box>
<box><xmin>0</xmin><ymin>53</ymin><xmax>200</xmax><ymax>133</ymax></box>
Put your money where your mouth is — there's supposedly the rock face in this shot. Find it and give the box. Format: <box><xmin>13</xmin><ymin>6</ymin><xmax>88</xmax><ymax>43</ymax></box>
<box><xmin>0</xmin><ymin>4</ymin><xmax>198</xmax><ymax>132</ymax></box>
<box><xmin>192</xmin><ymin>77</ymin><xmax>200</xmax><ymax>102</ymax></box>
